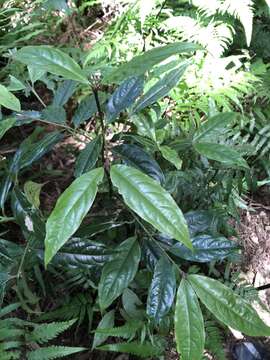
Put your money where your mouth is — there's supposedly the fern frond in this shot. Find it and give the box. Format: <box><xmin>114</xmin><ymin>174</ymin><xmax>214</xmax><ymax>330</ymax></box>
<box><xmin>205</xmin><ymin>320</ymin><xmax>226</xmax><ymax>360</ymax></box>
<box><xmin>94</xmin><ymin>320</ymin><xmax>143</xmax><ymax>339</ymax></box>
<box><xmin>163</xmin><ymin>15</ymin><xmax>233</xmax><ymax>56</ymax></box>
<box><xmin>97</xmin><ymin>341</ymin><xmax>164</xmax><ymax>358</ymax></box>
<box><xmin>27</xmin><ymin>346</ymin><xmax>86</xmax><ymax>360</ymax></box>
<box><xmin>29</xmin><ymin>319</ymin><xmax>77</xmax><ymax>345</ymax></box>
<box><xmin>192</xmin><ymin>0</ymin><xmax>254</xmax><ymax>46</ymax></box>
<box><xmin>0</xmin><ymin>350</ymin><xmax>21</xmax><ymax>360</ymax></box>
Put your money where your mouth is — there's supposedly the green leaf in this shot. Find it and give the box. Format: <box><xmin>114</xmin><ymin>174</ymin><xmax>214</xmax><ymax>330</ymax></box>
<box><xmin>97</xmin><ymin>341</ymin><xmax>164</xmax><ymax>358</ymax></box>
<box><xmin>23</xmin><ymin>181</ymin><xmax>44</xmax><ymax>209</ymax></box>
<box><xmin>0</xmin><ymin>84</ymin><xmax>21</xmax><ymax>112</ymax></box>
<box><xmin>110</xmin><ymin>165</ymin><xmax>191</xmax><ymax>249</ymax></box>
<box><xmin>175</xmin><ymin>278</ymin><xmax>205</xmax><ymax>360</ymax></box>
<box><xmin>113</xmin><ymin>144</ymin><xmax>164</xmax><ymax>184</ymax></box>
<box><xmin>194</xmin><ymin>142</ymin><xmax>249</xmax><ymax>168</ymax></box>
<box><xmin>193</xmin><ymin>112</ymin><xmax>236</xmax><ymax>143</ymax></box>
<box><xmin>7</xmin><ymin>76</ymin><xmax>26</xmax><ymax>91</ymax></box>
<box><xmin>41</xmin><ymin>105</ymin><xmax>66</xmax><ymax>124</ymax></box>
<box><xmin>106</xmin><ymin>76</ymin><xmax>144</xmax><ymax>122</ymax></box>
<box><xmin>105</xmin><ymin>42</ymin><xmax>199</xmax><ymax>83</ymax></box>
<box><xmin>15</xmin><ymin>46</ymin><xmax>88</xmax><ymax>84</ymax></box>
<box><xmin>27</xmin><ymin>65</ymin><xmax>46</xmax><ymax>84</ymax></box>
<box><xmin>188</xmin><ymin>274</ymin><xmax>270</xmax><ymax>336</ymax></box>
<box><xmin>98</xmin><ymin>237</ymin><xmax>141</xmax><ymax>310</ymax></box>
<box><xmin>122</xmin><ymin>289</ymin><xmax>144</xmax><ymax>320</ymax></box>
<box><xmin>159</xmin><ymin>145</ymin><xmax>182</xmax><ymax>170</ymax></box>
<box><xmin>133</xmin><ymin>63</ymin><xmax>189</xmax><ymax>113</ymax></box>
<box><xmin>27</xmin><ymin>346</ymin><xmax>86</xmax><ymax>360</ymax></box>
<box><xmin>92</xmin><ymin>310</ymin><xmax>115</xmax><ymax>349</ymax></box>
<box><xmin>44</xmin><ymin>167</ymin><xmax>104</xmax><ymax>266</ymax></box>
<box><xmin>170</xmin><ymin>234</ymin><xmax>239</xmax><ymax>262</ymax></box>
<box><xmin>20</xmin><ymin>131</ymin><xmax>63</xmax><ymax>169</ymax></box>
<box><xmin>0</xmin><ymin>118</ymin><xmax>16</xmax><ymax>141</ymax></box>
<box><xmin>72</xmin><ymin>95</ymin><xmax>97</xmax><ymax>127</ymax></box>
<box><xmin>44</xmin><ymin>238</ymin><xmax>114</xmax><ymax>268</ymax></box>
<box><xmin>147</xmin><ymin>256</ymin><xmax>176</xmax><ymax>323</ymax></box>
<box><xmin>52</xmin><ymin>80</ymin><xmax>77</xmax><ymax>107</ymax></box>
<box><xmin>74</xmin><ymin>135</ymin><xmax>102</xmax><ymax>178</ymax></box>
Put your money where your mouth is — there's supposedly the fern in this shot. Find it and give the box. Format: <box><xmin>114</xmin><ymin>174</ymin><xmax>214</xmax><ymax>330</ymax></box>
<box><xmin>28</xmin><ymin>319</ymin><xmax>77</xmax><ymax>345</ymax></box>
<box><xmin>94</xmin><ymin>320</ymin><xmax>143</xmax><ymax>339</ymax></box>
<box><xmin>97</xmin><ymin>341</ymin><xmax>164</xmax><ymax>358</ymax></box>
<box><xmin>162</xmin><ymin>15</ymin><xmax>234</xmax><ymax>56</ymax></box>
<box><xmin>27</xmin><ymin>346</ymin><xmax>86</xmax><ymax>360</ymax></box>
<box><xmin>192</xmin><ymin>0</ymin><xmax>255</xmax><ymax>46</ymax></box>
<box><xmin>205</xmin><ymin>320</ymin><xmax>226</xmax><ymax>360</ymax></box>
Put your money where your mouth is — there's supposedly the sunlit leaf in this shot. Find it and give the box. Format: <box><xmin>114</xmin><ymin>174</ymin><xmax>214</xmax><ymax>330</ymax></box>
<box><xmin>188</xmin><ymin>274</ymin><xmax>270</xmax><ymax>336</ymax></box>
<box><xmin>175</xmin><ymin>278</ymin><xmax>205</xmax><ymax>360</ymax></box>
<box><xmin>44</xmin><ymin>168</ymin><xmax>104</xmax><ymax>265</ymax></box>
<box><xmin>110</xmin><ymin>165</ymin><xmax>191</xmax><ymax>249</ymax></box>
<box><xmin>0</xmin><ymin>84</ymin><xmax>21</xmax><ymax>111</ymax></box>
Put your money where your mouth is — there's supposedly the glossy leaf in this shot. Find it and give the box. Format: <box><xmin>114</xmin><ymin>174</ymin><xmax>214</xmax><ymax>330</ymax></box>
<box><xmin>44</xmin><ymin>167</ymin><xmax>104</xmax><ymax>266</ymax></box>
<box><xmin>72</xmin><ymin>93</ymin><xmax>107</xmax><ymax>127</ymax></box>
<box><xmin>0</xmin><ymin>149</ymin><xmax>22</xmax><ymax>211</ymax></box>
<box><xmin>170</xmin><ymin>234</ymin><xmax>238</xmax><ymax>262</ymax></box>
<box><xmin>188</xmin><ymin>274</ymin><xmax>270</xmax><ymax>336</ymax></box>
<box><xmin>133</xmin><ymin>63</ymin><xmax>189</xmax><ymax>113</ymax></box>
<box><xmin>0</xmin><ymin>118</ymin><xmax>16</xmax><ymax>141</ymax></box>
<box><xmin>159</xmin><ymin>145</ymin><xmax>182</xmax><ymax>170</ymax></box>
<box><xmin>45</xmin><ymin>238</ymin><xmax>114</xmax><ymax>269</ymax></box>
<box><xmin>175</xmin><ymin>278</ymin><xmax>205</xmax><ymax>360</ymax></box>
<box><xmin>147</xmin><ymin>256</ymin><xmax>176</xmax><ymax>323</ymax></box>
<box><xmin>194</xmin><ymin>142</ymin><xmax>249</xmax><ymax>168</ymax></box>
<box><xmin>20</xmin><ymin>131</ymin><xmax>63</xmax><ymax>169</ymax></box>
<box><xmin>52</xmin><ymin>80</ymin><xmax>77</xmax><ymax>107</ymax></box>
<box><xmin>113</xmin><ymin>144</ymin><xmax>164</xmax><ymax>183</ymax></box>
<box><xmin>7</xmin><ymin>75</ymin><xmax>26</xmax><ymax>91</ymax></box>
<box><xmin>122</xmin><ymin>288</ymin><xmax>144</xmax><ymax>320</ymax></box>
<box><xmin>110</xmin><ymin>165</ymin><xmax>192</xmax><ymax>249</ymax></box>
<box><xmin>92</xmin><ymin>310</ymin><xmax>115</xmax><ymax>349</ymax></box>
<box><xmin>11</xmin><ymin>188</ymin><xmax>45</xmax><ymax>240</ymax></box>
<box><xmin>193</xmin><ymin>112</ymin><xmax>236</xmax><ymax>143</ymax></box>
<box><xmin>74</xmin><ymin>135</ymin><xmax>102</xmax><ymax>178</ymax></box>
<box><xmin>105</xmin><ymin>42</ymin><xmax>199</xmax><ymax>83</ymax></box>
<box><xmin>184</xmin><ymin>210</ymin><xmax>218</xmax><ymax>237</ymax></box>
<box><xmin>98</xmin><ymin>237</ymin><xmax>141</xmax><ymax>310</ymax></box>
<box><xmin>106</xmin><ymin>76</ymin><xmax>144</xmax><ymax>122</ymax></box>
<box><xmin>15</xmin><ymin>46</ymin><xmax>88</xmax><ymax>84</ymax></box>
<box><xmin>0</xmin><ymin>84</ymin><xmax>21</xmax><ymax>111</ymax></box>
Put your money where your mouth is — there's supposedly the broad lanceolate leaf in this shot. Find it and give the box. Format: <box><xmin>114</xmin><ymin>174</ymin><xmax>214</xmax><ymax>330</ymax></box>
<box><xmin>98</xmin><ymin>237</ymin><xmax>141</xmax><ymax>310</ymax></box>
<box><xmin>110</xmin><ymin>165</ymin><xmax>192</xmax><ymax>249</ymax></box>
<box><xmin>170</xmin><ymin>234</ymin><xmax>239</xmax><ymax>262</ymax></box>
<box><xmin>74</xmin><ymin>135</ymin><xmax>102</xmax><ymax>178</ymax></box>
<box><xmin>24</xmin><ymin>181</ymin><xmax>43</xmax><ymax>209</ymax></box>
<box><xmin>72</xmin><ymin>94</ymin><xmax>97</xmax><ymax>127</ymax></box>
<box><xmin>41</xmin><ymin>105</ymin><xmax>66</xmax><ymax>124</ymax></box>
<box><xmin>133</xmin><ymin>63</ymin><xmax>189</xmax><ymax>113</ymax></box>
<box><xmin>106</xmin><ymin>76</ymin><xmax>144</xmax><ymax>122</ymax></box>
<box><xmin>92</xmin><ymin>310</ymin><xmax>115</xmax><ymax>349</ymax></box>
<box><xmin>0</xmin><ymin>118</ymin><xmax>16</xmax><ymax>141</ymax></box>
<box><xmin>113</xmin><ymin>144</ymin><xmax>164</xmax><ymax>184</ymax></box>
<box><xmin>52</xmin><ymin>80</ymin><xmax>77</xmax><ymax>107</ymax></box>
<box><xmin>45</xmin><ymin>238</ymin><xmax>114</xmax><ymax>269</ymax></box>
<box><xmin>15</xmin><ymin>46</ymin><xmax>88</xmax><ymax>84</ymax></box>
<box><xmin>147</xmin><ymin>256</ymin><xmax>176</xmax><ymax>323</ymax></box>
<box><xmin>20</xmin><ymin>131</ymin><xmax>63</xmax><ymax>169</ymax></box>
<box><xmin>194</xmin><ymin>142</ymin><xmax>249</xmax><ymax>169</ymax></box>
<box><xmin>0</xmin><ymin>84</ymin><xmax>21</xmax><ymax>111</ymax></box>
<box><xmin>175</xmin><ymin>279</ymin><xmax>205</xmax><ymax>360</ymax></box>
<box><xmin>193</xmin><ymin>112</ymin><xmax>236</xmax><ymax>143</ymax></box>
<box><xmin>105</xmin><ymin>42</ymin><xmax>199</xmax><ymax>83</ymax></box>
<box><xmin>188</xmin><ymin>274</ymin><xmax>270</xmax><ymax>336</ymax></box>
<box><xmin>44</xmin><ymin>167</ymin><xmax>104</xmax><ymax>266</ymax></box>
